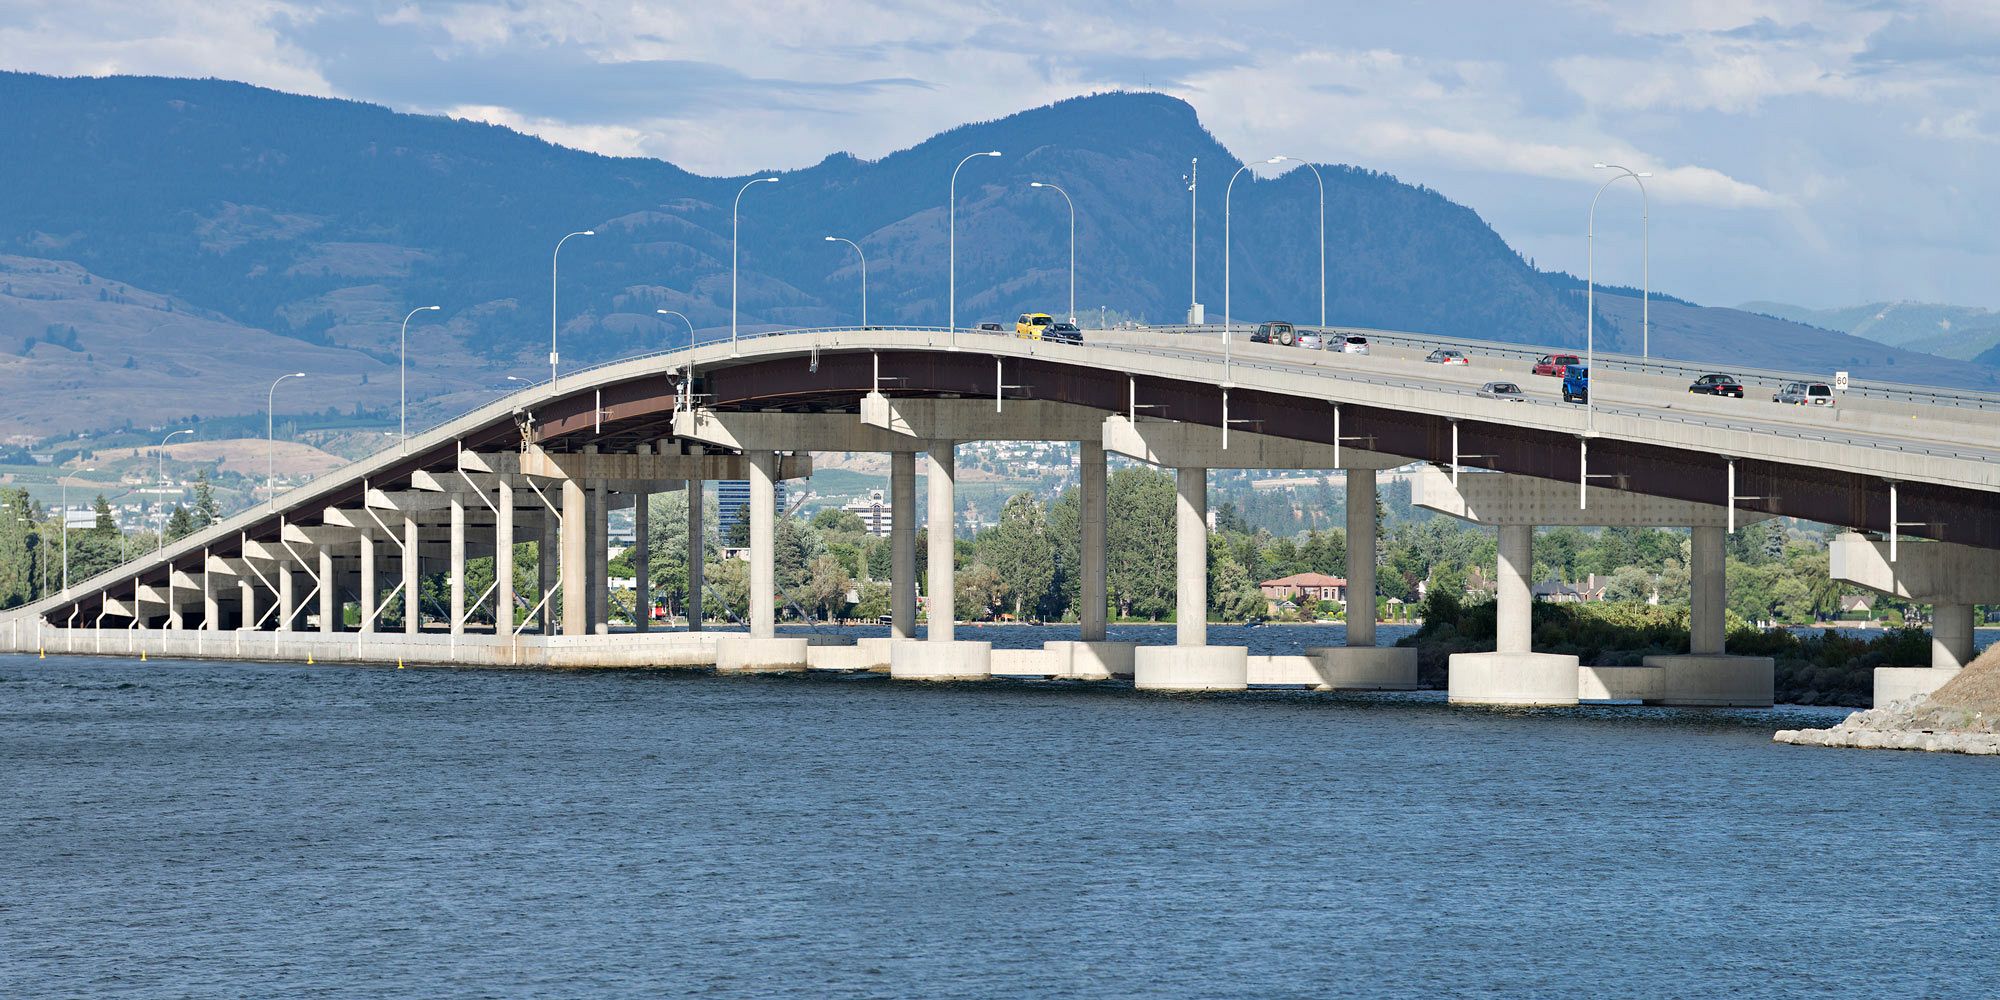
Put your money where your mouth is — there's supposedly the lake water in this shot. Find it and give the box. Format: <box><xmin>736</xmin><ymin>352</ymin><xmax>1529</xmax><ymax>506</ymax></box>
<box><xmin>4</xmin><ymin>646</ymin><xmax>1994</xmax><ymax>998</ymax></box>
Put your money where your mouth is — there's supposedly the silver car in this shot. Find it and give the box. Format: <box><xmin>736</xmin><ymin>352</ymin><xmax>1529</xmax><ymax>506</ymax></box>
<box><xmin>1341</xmin><ymin>334</ymin><xmax>1371</xmax><ymax>355</ymax></box>
<box><xmin>1772</xmin><ymin>381</ymin><xmax>1836</xmax><ymax>406</ymax></box>
<box><xmin>1478</xmin><ymin>381</ymin><xmax>1526</xmax><ymax>400</ymax></box>
<box><xmin>1298</xmin><ymin>329</ymin><xmax>1325</xmax><ymax>350</ymax></box>
<box><xmin>1425</xmin><ymin>348</ymin><xmax>1469</xmax><ymax>365</ymax></box>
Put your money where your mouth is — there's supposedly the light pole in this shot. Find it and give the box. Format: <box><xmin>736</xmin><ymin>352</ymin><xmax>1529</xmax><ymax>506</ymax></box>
<box><xmin>822</xmin><ymin>237</ymin><xmax>868</xmax><ymax>329</ymax></box>
<box><xmin>60</xmin><ymin>467</ymin><xmax>94</xmax><ymax>595</ymax></box>
<box><xmin>1224</xmin><ymin>156</ymin><xmax>1286</xmax><ymax>382</ymax></box>
<box><xmin>551</xmin><ymin>229</ymin><xmax>595</xmax><ymax>389</ymax></box>
<box><xmin>1594</xmin><ymin>163</ymin><xmax>1652</xmax><ymax>359</ymax></box>
<box><xmin>1586</xmin><ymin>165</ymin><xmax>1652</xmax><ymax>431</ymax></box>
<box><xmin>733</xmin><ymin>177</ymin><xmax>779</xmax><ymax>354</ymax></box>
<box><xmin>949</xmin><ymin>150</ymin><xmax>1002</xmax><ymax>348</ymax></box>
<box><xmin>1272</xmin><ymin>156</ymin><xmax>1327</xmax><ymax>330</ymax></box>
<box><xmin>400</xmin><ymin>305</ymin><xmax>441</xmax><ymax>445</ymax></box>
<box><xmin>268</xmin><ymin>372</ymin><xmax>306</xmax><ymax>506</ymax></box>
<box><xmin>1028</xmin><ymin>182</ymin><xmax>1075</xmax><ymax>323</ymax></box>
<box><xmin>654</xmin><ymin>309</ymin><xmax>697</xmax><ymax>353</ymax></box>
<box><xmin>156</xmin><ymin>428</ymin><xmax>193</xmax><ymax>552</ymax></box>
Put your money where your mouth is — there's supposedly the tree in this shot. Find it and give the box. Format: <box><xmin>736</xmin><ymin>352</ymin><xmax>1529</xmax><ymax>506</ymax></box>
<box><xmin>165</xmin><ymin>505</ymin><xmax>196</xmax><ymax>542</ymax></box>
<box><xmin>191</xmin><ymin>470</ymin><xmax>220</xmax><ymax>527</ymax></box>
<box><xmin>1602</xmin><ymin>565</ymin><xmax>1654</xmax><ymax>604</ymax></box>
<box><xmin>810</xmin><ymin>508</ymin><xmax>866</xmax><ymax>535</ymax></box>
<box><xmin>1106</xmin><ymin>467</ymin><xmax>1176</xmax><ymax>620</ymax></box>
<box><xmin>984</xmin><ymin>492</ymin><xmax>1056</xmax><ymax>619</ymax></box>
<box><xmin>91</xmin><ymin>494</ymin><xmax>115</xmax><ymax>534</ymax></box>
<box><xmin>802</xmin><ymin>554</ymin><xmax>852</xmax><ymax>622</ymax></box>
<box><xmin>1207</xmin><ymin>545</ymin><xmax>1265</xmax><ymax>622</ymax></box>
<box><xmin>955</xmin><ymin>562</ymin><xmax>1003</xmax><ymax>621</ymax></box>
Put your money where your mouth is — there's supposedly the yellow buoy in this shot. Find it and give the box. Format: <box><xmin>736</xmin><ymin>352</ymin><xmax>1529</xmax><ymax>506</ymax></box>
<box><xmin>397</xmin><ymin>658</ymin><xmax>405</xmax><ymax>669</ymax></box>
<box><xmin>307</xmin><ymin>653</ymin><xmax>315</xmax><ymax>665</ymax></box>
<box><xmin>39</xmin><ymin>647</ymin><xmax>46</xmax><ymax>659</ymax></box>
<box><xmin>140</xmin><ymin>650</ymin><xmax>148</xmax><ymax>662</ymax></box>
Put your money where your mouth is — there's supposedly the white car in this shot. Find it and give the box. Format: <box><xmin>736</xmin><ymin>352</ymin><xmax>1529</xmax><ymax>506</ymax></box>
<box><xmin>1425</xmin><ymin>348</ymin><xmax>1469</xmax><ymax>365</ymax></box>
<box><xmin>1341</xmin><ymin>334</ymin><xmax>1371</xmax><ymax>355</ymax></box>
<box><xmin>1298</xmin><ymin>329</ymin><xmax>1325</xmax><ymax>350</ymax></box>
<box><xmin>1478</xmin><ymin>381</ymin><xmax>1526</xmax><ymax>401</ymax></box>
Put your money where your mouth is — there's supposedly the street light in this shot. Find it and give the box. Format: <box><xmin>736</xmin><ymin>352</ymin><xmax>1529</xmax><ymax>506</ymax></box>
<box><xmin>732</xmin><ymin>177</ymin><xmax>779</xmax><ymax>354</ymax></box>
<box><xmin>268</xmin><ymin>372</ymin><xmax>306</xmax><ymax>506</ymax></box>
<box><xmin>551</xmin><ymin>229</ymin><xmax>595</xmax><ymax>389</ymax></box>
<box><xmin>1585</xmin><ymin>164</ymin><xmax>1653</xmax><ymax>430</ymax></box>
<box><xmin>60</xmin><ymin>466</ymin><xmax>95</xmax><ymax>596</ymax></box>
<box><xmin>400</xmin><ymin>305</ymin><xmax>441</xmax><ymax>445</ymax></box>
<box><xmin>1594</xmin><ymin>162</ymin><xmax>1652</xmax><ymax>359</ymax></box>
<box><xmin>1224</xmin><ymin>156</ymin><xmax>1286</xmax><ymax>382</ymax></box>
<box><xmin>822</xmin><ymin>237</ymin><xmax>867</xmax><ymax>329</ymax></box>
<box><xmin>1028</xmin><ymin>182</ymin><xmax>1075</xmax><ymax>323</ymax></box>
<box><xmin>654</xmin><ymin>309</ymin><xmax>697</xmax><ymax>353</ymax></box>
<box><xmin>949</xmin><ymin>150</ymin><xmax>1002</xmax><ymax>348</ymax></box>
<box><xmin>1272</xmin><ymin>156</ymin><xmax>1327</xmax><ymax>330</ymax></box>
<box><xmin>156</xmin><ymin>428</ymin><xmax>193</xmax><ymax>552</ymax></box>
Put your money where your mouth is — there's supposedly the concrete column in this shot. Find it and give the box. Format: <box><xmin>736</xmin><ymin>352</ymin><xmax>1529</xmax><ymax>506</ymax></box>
<box><xmin>1080</xmin><ymin>440</ymin><xmax>1108</xmax><ymax>642</ymax></box>
<box><xmin>748</xmin><ymin>450</ymin><xmax>777</xmax><ymax>640</ymax></box>
<box><xmin>561</xmin><ymin>478</ymin><xmax>587</xmax><ymax>636</ymax></box>
<box><xmin>926</xmin><ymin>443</ymin><xmax>956</xmax><ymax>642</ymax></box>
<box><xmin>633</xmin><ymin>489</ymin><xmax>650</xmax><ymax>633</ymax></box>
<box><xmin>891</xmin><ymin>450</ymin><xmax>916</xmax><ymax>639</ymax></box>
<box><xmin>1175</xmin><ymin>466</ymin><xmax>1207</xmax><ymax>647</ymax></box>
<box><xmin>318</xmin><ymin>546</ymin><xmax>336</xmax><ymax>633</ymax></box>
<box><xmin>238</xmin><ymin>576</ymin><xmax>256</xmax><ymax>631</ymax></box>
<box><xmin>1496</xmin><ymin>524</ymin><xmax>1533</xmax><ymax>654</ymax></box>
<box><xmin>590</xmin><ymin>484</ymin><xmax>610</xmax><ymax>634</ymax></box>
<box><xmin>449</xmin><ymin>493</ymin><xmax>466</xmax><ymax>636</ymax></box>
<box><xmin>278</xmin><ymin>568</ymin><xmax>295</xmax><ymax>632</ymax></box>
<box><xmin>403</xmin><ymin>515</ymin><xmax>420</xmax><ymax>636</ymax></box>
<box><xmin>1345</xmin><ymin>468</ymin><xmax>1377</xmax><ymax>648</ymax></box>
<box><xmin>1933</xmin><ymin>603</ymin><xmax>1975</xmax><ymax>670</ymax></box>
<box><xmin>168</xmin><ymin>571</ymin><xmax>182</xmax><ymax>630</ymax></box>
<box><xmin>495</xmin><ymin>479</ymin><xmax>514</xmax><ymax>635</ymax></box>
<box><xmin>538</xmin><ymin>506</ymin><xmax>557</xmax><ymax>634</ymax></box>
<box><xmin>686</xmin><ymin>479</ymin><xmax>703</xmax><ymax>631</ymax></box>
<box><xmin>1690</xmin><ymin>524</ymin><xmax>1726</xmax><ymax>655</ymax></box>
<box><xmin>359</xmin><ymin>532</ymin><xmax>376</xmax><ymax>633</ymax></box>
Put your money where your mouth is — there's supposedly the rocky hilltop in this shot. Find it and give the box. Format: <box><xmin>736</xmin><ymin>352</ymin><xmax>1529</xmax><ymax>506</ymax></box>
<box><xmin>1776</xmin><ymin>644</ymin><xmax>2000</xmax><ymax>755</ymax></box>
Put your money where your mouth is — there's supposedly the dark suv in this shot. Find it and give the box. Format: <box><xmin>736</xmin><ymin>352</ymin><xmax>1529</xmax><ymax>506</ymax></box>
<box><xmin>1043</xmin><ymin>321</ymin><xmax>1083</xmax><ymax>344</ymax></box>
<box><xmin>1689</xmin><ymin>373</ymin><xmax>1745</xmax><ymax>398</ymax></box>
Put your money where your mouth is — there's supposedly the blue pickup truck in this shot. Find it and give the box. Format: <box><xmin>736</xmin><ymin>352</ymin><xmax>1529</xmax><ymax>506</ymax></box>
<box><xmin>1561</xmin><ymin>366</ymin><xmax>1589</xmax><ymax>403</ymax></box>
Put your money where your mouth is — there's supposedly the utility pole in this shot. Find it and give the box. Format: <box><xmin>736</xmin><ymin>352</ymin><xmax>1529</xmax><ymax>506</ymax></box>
<box><xmin>1186</xmin><ymin>157</ymin><xmax>1202</xmax><ymax>324</ymax></box>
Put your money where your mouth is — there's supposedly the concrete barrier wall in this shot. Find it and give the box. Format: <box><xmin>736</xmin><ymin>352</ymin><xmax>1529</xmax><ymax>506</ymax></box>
<box><xmin>5</xmin><ymin>625</ymin><xmax>724</xmax><ymax>669</ymax></box>
<box><xmin>1579</xmin><ymin>665</ymin><xmax>1660</xmax><ymax>702</ymax></box>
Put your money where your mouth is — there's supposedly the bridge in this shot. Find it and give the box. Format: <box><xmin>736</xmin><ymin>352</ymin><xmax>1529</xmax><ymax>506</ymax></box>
<box><xmin>6</xmin><ymin>323</ymin><xmax>1998</xmax><ymax>708</ymax></box>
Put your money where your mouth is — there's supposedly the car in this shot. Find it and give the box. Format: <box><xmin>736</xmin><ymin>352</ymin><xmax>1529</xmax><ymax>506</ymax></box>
<box><xmin>1561</xmin><ymin>366</ymin><xmax>1589</xmax><ymax>403</ymax></box>
<box><xmin>978</xmin><ymin>322</ymin><xmax>1004</xmax><ymax>333</ymax></box>
<box><xmin>1043</xmin><ymin>321</ymin><xmax>1082</xmax><ymax>344</ymax></box>
<box><xmin>1252</xmin><ymin>320</ymin><xmax>1298</xmax><ymax>346</ymax></box>
<box><xmin>1478</xmin><ymin>381</ymin><xmax>1526</xmax><ymax>400</ymax></box>
<box><xmin>1298</xmin><ymin>329</ymin><xmax>1325</xmax><ymax>350</ymax></box>
<box><xmin>1689</xmin><ymin>373</ymin><xmax>1745</xmax><ymax>398</ymax></box>
<box><xmin>1773</xmin><ymin>381</ymin><xmax>1836</xmax><ymax>406</ymax></box>
<box><xmin>1015</xmin><ymin>312</ymin><xmax>1053</xmax><ymax>339</ymax></box>
<box><xmin>1340</xmin><ymin>334</ymin><xmax>1371</xmax><ymax>355</ymax></box>
<box><xmin>1533</xmin><ymin>353</ymin><xmax>1582</xmax><ymax>376</ymax></box>
<box><xmin>1426</xmin><ymin>348</ymin><xmax>1470</xmax><ymax>365</ymax></box>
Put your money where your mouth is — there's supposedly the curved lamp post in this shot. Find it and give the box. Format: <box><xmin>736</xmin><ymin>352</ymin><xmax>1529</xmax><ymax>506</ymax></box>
<box><xmin>949</xmin><ymin>150</ymin><xmax>1002</xmax><ymax>348</ymax></box>
<box><xmin>823</xmin><ymin>237</ymin><xmax>867</xmax><ymax>329</ymax></box>
<box><xmin>732</xmin><ymin>177</ymin><xmax>779</xmax><ymax>354</ymax></box>
<box><xmin>1594</xmin><ymin>162</ymin><xmax>1652</xmax><ymax>359</ymax></box>
<box><xmin>1586</xmin><ymin>165</ymin><xmax>1652</xmax><ymax>431</ymax></box>
<box><xmin>655</xmin><ymin>309</ymin><xmax>697</xmax><ymax>353</ymax></box>
<box><xmin>156</xmin><ymin>428</ymin><xmax>193</xmax><ymax>552</ymax></box>
<box><xmin>400</xmin><ymin>305</ymin><xmax>441</xmax><ymax>445</ymax></box>
<box><xmin>1224</xmin><ymin>156</ymin><xmax>1286</xmax><ymax>382</ymax></box>
<box><xmin>1272</xmin><ymin>156</ymin><xmax>1326</xmax><ymax>330</ymax></box>
<box><xmin>268</xmin><ymin>372</ymin><xmax>306</xmax><ymax>507</ymax></box>
<box><xmin>551</xmin><ymin>229</ymin><xmax>595</xmax><ymax>389</ymax></box>
<box><xmin>1028</xmin><ymin>182</ymin><xmax>1075</xmax><ymax>323</ymax></box>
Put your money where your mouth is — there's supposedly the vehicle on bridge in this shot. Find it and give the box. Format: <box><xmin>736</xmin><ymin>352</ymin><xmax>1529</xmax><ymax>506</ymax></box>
<box><xmin>1251</xmin><ymin>320</ymin><xmax>1298</xmax><ymax>346</ymax></box>
<box><xmin>1772</xmin><ymin>381</ymin><xmax>1835</xmax><ymax>406</ymax></box>
<box><xmin>1689</xmin><ymin>373</ymin><xmax>1746</xmax><ymax>398</ymax></box>
<box><xmin>1015</xmin><ymin>313</ymin><xmax>1054</xmax><ymax>339</ymax></box>
<box><xmin>1561</xmin><ymin>366</ymin><xmax>1589</xmax><ymax>403</ymax></box>
<box><xmin>978</xmin><ymin>322</ymin><xmax>1005</xmax><ymax>333</ymax></box>
<box><xmin>1043</xmin><ymin>321</ymin><xmax>1083</xmax><ymax>344</ymax></box>
<box><xmin>1340</xmin><ymin>334</ymin><xmax>1371</xmax><ymax>355</ymax></box>
<box><xmin>1533</xmin><ymin>353</ymin><xmax>1582</xmax><ymax>376</ymax></box>
<box><xmin>1478</xmin><ymin>381</ymin><xmax>1526</xmax><ymax>400</ymax></box>
<box><xmin>1297</xmin><ymin>328</ymin><xmax>1324</xmax><ymax>350</ymax></box>
<box><xmin>1426</xmin><ymin>348</ymin><xmax>1470</xmax><ymax>365</ymax></box>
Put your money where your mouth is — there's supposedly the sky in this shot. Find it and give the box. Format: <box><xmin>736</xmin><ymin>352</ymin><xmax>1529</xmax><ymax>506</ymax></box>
<box><xmin>2</xmin><ymin>0</ymin><xmax>1998</xmax><ymax>311</ymax></box>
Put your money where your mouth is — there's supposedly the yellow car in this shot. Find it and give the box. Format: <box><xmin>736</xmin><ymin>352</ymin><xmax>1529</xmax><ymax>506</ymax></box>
<box><xmin>1015</xmin><ymin>312</ymin><xmax>1053</xmax><ymax>339</ymax></box>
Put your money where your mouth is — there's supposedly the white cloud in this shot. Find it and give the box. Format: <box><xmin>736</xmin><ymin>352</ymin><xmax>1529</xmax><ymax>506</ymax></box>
<box><xmin>0</xmin><ymin>0</ymin><xmax>333</xmax><ymax>96</ymax></box>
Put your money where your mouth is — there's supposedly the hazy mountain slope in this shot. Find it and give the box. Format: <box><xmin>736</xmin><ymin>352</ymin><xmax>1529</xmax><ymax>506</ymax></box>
<box><xmin>1743</xmin><ymin>299</ymin><xmax>2000</xmax><ymax>354</ymax></box>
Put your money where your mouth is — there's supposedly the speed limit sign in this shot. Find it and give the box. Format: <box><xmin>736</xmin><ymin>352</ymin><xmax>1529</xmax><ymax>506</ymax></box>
<box><xmin>1834</xmin><ymin>371</ymin><xmax>1849</xmax><ymax>393</ymax></box>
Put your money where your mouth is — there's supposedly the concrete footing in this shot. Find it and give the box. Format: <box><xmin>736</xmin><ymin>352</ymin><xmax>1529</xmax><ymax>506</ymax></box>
<box><xmin>990</xmin><ymin>648</ymin><xmax>1062</xmax><ymax>678</ymax></box>
<box><xmin>1448</xmin><ymin>651</ymin><xmax>1582</xmax><ymax>706</ymax></box>
<box><xmin>1643</xmin><ymin>654</ymin><xmax>1775</xmax><ymax>707</ymax></box>
<box><xmin>889</xmin><ymin>640</ymin><xmax>992</xmax><ymax>681</ymax></box>
<box><xmin>805</xmin><ymin>644</ymin><xmax>880</xmax><ymax>672</ymax></box>
<box><xmin>1134</xmin><ymin>645</ymin><xmax>1248</xmax><ymax>692</ymax></box>
<box><xmin>1043</xmin><ymin>640</ymin><xmax>1137</xmax><ymax>680</ymax></box>
<box><xmin>1579</xmin><ymin>665</ymin><xmax>1659</xmax><ymax>702</ymax></box>
<box><xmin>1874</xmin><ymin>666</ymin><xmax>1960</xmax><ymax>707</ymax></box>
<box><xmin>1306</xmin><ymin>646</ymin><xmax>1419</xmax><ymax>690</ymax></box>
<box><xmin>715</xmin><ymin>636</ymin><xmax>810</xmax><ymax>674</ymax></box>
<box><xmin>855</xmin><ymin>636</ymin><xmax>904</xmax><ymax>671</ymax></box>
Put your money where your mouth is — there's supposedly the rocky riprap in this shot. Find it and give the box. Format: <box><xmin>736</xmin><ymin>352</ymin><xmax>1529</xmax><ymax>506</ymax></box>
<box><xmin>1776</xmin><ymin>644</ymin><xmax>2000</xmax><ymax>756</ymax></box>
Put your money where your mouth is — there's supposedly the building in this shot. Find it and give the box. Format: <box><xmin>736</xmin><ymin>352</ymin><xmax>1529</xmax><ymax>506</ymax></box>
<box><xmin>1258</xmin><ymin>572</ymin><xmax>1347</xmax><ymax>604</ymax></box>
<box><xmin>717</xmin><ymin>480</ymin><xmax>786</xmax><ymax>539</ymax></box>
<box><xmin>841</xmin><ymin>489</ymin><xmax>893</xmax><ymax>538</ymax></box>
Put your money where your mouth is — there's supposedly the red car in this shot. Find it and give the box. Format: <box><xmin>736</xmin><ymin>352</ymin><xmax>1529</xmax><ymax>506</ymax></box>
<box><xmin>1532</xmin><ymin>353</ymin><xmax>1582</xmax><ymax>377</ymax></box>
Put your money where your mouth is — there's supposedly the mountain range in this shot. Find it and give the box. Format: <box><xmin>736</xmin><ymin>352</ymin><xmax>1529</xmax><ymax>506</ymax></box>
<box><xmin>1742</xmin><ymin>300</ymin><xmax>2000</xmax><ymax>366</ymax></box>
<box><xmin>1</xmin><ymin>71</ymin><xmax>1994</xmax><ymax>440</ymax></box>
